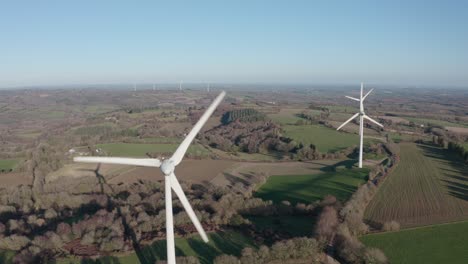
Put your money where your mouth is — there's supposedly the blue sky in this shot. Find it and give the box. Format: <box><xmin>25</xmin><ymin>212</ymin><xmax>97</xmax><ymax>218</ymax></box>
<box><xmin>1</xmin><ymin>0</ymin><xmax>467</xmax><ymax>87</ymax></box>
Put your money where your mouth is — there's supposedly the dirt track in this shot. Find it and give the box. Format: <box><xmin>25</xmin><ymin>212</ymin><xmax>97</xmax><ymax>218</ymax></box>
<box><xmin>445</xmin><ymin>126</ymin><xmax>468</xmax><ymax>134</ymax></box>
<box><xmin>0</xmin><ymin>172</ymin><xmax>30</xmax><ymax>188</ymax></box>
<box><xmin>210</xmin><ymin>159</ymin><xmax>346</xmax><ymax>186</ymax></box>
<box><xmin>110</xmin><ymin>159</ymin><xmax>236</xmax><ymax>184</ymax></box>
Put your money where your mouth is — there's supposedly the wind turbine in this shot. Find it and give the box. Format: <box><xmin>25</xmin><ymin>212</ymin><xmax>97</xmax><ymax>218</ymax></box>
<box><xmin>179</xmin><ymin>80</ymin><xmax>183</xmax><ymax>91</ymax></box>
<box><xmin>337</xmin><ymin>83</ymin><xmax>383</xmax><ymax>168</ymax></box>
<box><xmin>74</xmin><ymin>91</ymin><xmax>226</xmax><ymax>264</ymax></box>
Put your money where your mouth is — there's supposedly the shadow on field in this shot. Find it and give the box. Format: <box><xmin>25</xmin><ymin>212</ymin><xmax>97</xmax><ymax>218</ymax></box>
<box><xmin>79</xmin><ymin>164</ymin><xmax>152</xmax><ymax>264</ymax></box>
<box><xmin>223</xmin><ymin>172</ymin><xmax>250</xmax><ymax>186</ymax></box>
<box><xmin>419</xmin><ymin>143</ymin><xmax>468</xmax><ymax>202</ymax></box>
<box><xmin>320</xmin><ymin>159</ymin><xmax>357</xmax><ymax>172</ymax></box>
<box><xmin>255</xmin><ymin>171</ymin><xmax>362</xmax><ymax>204</ymax></box>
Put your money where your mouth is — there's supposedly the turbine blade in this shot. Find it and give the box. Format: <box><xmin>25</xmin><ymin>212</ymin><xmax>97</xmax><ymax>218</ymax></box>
<box><xmin>362</xmin><ymin>88</ymin><xmax>374</xmax><ymax>101</ymax></box>
<box><xmin>74</xmin><ymin>157</ymin><xmax>161</xmax><ymax>167</ymax></box>
<box><xmin>165</xmin><ymin>176</ymin><xmax>176</xmax><ymax>264</ymax></box>
<box><xmin>363</xmin><ymin>115</ymin><xmax>384</xmax><ymax>127</ymax></box>
<box><xmin>345</xmin><ymin>96</ymin><xmax>360</xmax><ymax>102</ymax></box>
<box><xmin>336</xmin><ymin>113</ymin><xmax>360</xmax><ymax>131</ymax></box>
<box><xmin>169</xmin><ymin>173</ymin><xmax>209</xmax><ymax>242</ymax></box>
<box><xmin>360</xmin><ymin>82</ymin><xmax>364</xmax><ymax>99</ymax></box>
<box><xmin>170</xmin><ymin>91</ymin><xmax>226</xmax><ymax>165</ymax></box>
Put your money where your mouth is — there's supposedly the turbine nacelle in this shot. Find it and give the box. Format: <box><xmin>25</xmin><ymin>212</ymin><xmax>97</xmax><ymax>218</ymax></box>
<box><xmin>161</xmin><ymin>160</ymin><xmax>175</xmax><ymax>175</ymax></box>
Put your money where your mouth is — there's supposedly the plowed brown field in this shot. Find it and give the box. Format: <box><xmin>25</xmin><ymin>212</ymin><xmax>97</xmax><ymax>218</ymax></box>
<box><xmin>365</xmin><ymin>143</ymin><xmax>468</xmax><ymax>228</ymax></box>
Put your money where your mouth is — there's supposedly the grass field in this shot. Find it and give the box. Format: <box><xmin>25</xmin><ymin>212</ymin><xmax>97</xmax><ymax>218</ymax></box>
<box><xmin>248</xmin><ymin>215</ymin><xmax>315</xmax><ymax>237</ymax></box>
<box><xmin>282</xmin><ymin>124</ymin><xmax>360</xmax><ymax>152</ymax></box>
<box><xmin>267</xmin><ymin>108</ymin><xmax>306</xmax><ymax>125</ymax></box>
<box><xmin>0</xmin><ymin>250</ymin><xmax>14</xmax><ymax>263</ymax></box>
<box><xmin>365</xmin><ymin>143</ymin><xmax>468</xmax><ymax>227</ymax></box>
<box><xmin>388</xmin><ymin>132</ymin><xmax>424</xmax><ymax>143</ymax></box>
<box><xmin>255</xmin><ymin>162</ymin><xmax>369</xmax><ymax>204</ymax></box>
<box><xmin>405</xmin><ymin>117</ymin><xmax>468</xmax><ymax>128</ymax></box>
<box><xmin>0</xmin><ymin>159</ymin><xmax>19</xmax><ymax>171</ymax></box>
<box><xmin>57</xmin><ymin>230</ymin><xmax>255</xmax><ymax>264</ymax></box>
<box><xmin>267</xmin><ymin>108</ymin><xmax>323</xmax><ymax>126</ymax></box>
<box><xmin>97</xmin><ymin>143</ymin><xmax>210</xmax><ymax>157</ymax></box>
<box><xmin>361</xmin><ymin>221</ymin><xmax>468</xmax><ymax>264</ymax></box>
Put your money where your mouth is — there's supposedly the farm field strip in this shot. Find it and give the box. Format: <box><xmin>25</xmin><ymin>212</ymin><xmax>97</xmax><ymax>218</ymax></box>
<box><xmin>255</xmin><ymin>164</ymin><xmax>369</xmax><ymax>204</ymax></box>
<box><xmin>361</xmin><ymin>221</ymin><xmax>468</xmax><ymax>264</ymax></box>
<box><xmin>404</xmin><ymin>117</ymin><xmax>468</xmax><ymax>128</ymax></box>
<box><xmin>96</xmin><ymin>142</ymin><xmax>210</xmax><ymax>157</ymax></box>
<box><xmin>56</xmin><ymin>231</ymin><xmax>254</xmax><ymax>264</ymax></box>
<box><xmin>0</xmin><ymin>159</ymin><xmax>19</xmax><ymax>171</ymax></box>
<box><xmin>282</xmin><ymin>124</ymin><xmax>359</xmax><ymax>152</ymax></box>
<box><xmin>267</xmin><ymin>108</ymin><xmax>306</xmax><ymax>125</ymax></box>
<box><xmin>365</xmin><ymin>143</ymin><xmax>468</xmax><ymax>227</ymax></box>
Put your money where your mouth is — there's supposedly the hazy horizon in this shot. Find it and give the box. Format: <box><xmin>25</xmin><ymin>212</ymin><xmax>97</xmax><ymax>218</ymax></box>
<box><xmin>1</xmin><ymin>1</ymin><xmax>467</xmax><ymax>88</ymax></box>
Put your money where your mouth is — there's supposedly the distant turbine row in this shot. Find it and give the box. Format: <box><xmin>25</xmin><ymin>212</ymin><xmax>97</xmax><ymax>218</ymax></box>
<box><xmin>132</xmin><ymin>82</ymin><xmax>212</xmax><ymax>92</ymax></box>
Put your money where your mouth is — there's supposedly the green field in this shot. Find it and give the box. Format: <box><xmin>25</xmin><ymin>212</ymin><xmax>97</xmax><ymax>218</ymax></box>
<box><xmin>248</xmin><ymin>215</ymin><xmax>315</xmax><ymax>237</ymax></box>
<box><xmin>0</xmin><ymin>250</ymin><xmax>14</xmax><ymax>263</ymax></box>
<box><xmin>255</xmin><ymin>163</ymin><xmax>369</xmax><ymax>204</ymax></box>
<box><xmin>388</xmin><ymin>132</ymin><xmax>424</xmax><ymax>143</ymax></box>
<box><xmin>405</xmin><ymin>117</ymin><xmax>468</xmax><ymax>128</ymax></box>
<box><xmin>365</xmin><ymin>143</ymin><xmax>468</xmax><ymax>227</ymax></box>
<box><xmin>268</xmin><ymin>108</ymin><xmax>321</xmax><ymax>125</ymax></box>
<box><xmin>97</xmin><ymin>143</ymin><xmax>210</xmax><ymax>157</ymax></box>
<box><xmin>282</xmin><ymin>124</ymin><xmax>359</xmax><ymax>152</ymax></box>
<box><xmin>323</xmin><ymin>105</ymin><xmax>358</xmax><ymax>112</ymax></box>
<box><xmin>0</xmin><ymin>159</ymin><xmax>19</xmax><ymax>171</ymax></box>
<box><xmin>57</xmin><ymin>230</ymin><xmax>254</xmax><ymax>264</ymax></box>
<box><xmin>361</xmin><ymin>221</ymin><xmax>468</xmax><ymax>264</ymax></box>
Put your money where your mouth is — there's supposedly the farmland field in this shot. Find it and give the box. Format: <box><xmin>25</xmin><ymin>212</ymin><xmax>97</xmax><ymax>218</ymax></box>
<box><xmin>282</xmin><ymin>124</ymin><xmax>359</xmax><ymax>152</ymax></box>
<box><xmin>361</xmin><ymin>221</ymin><xmax>468</xmax><ymax>264</ymax></box>
<box><xmin>0</xmin><ymin>159</ymin><xmax>19</xmax><ymax>171</ymax></box>
<box><xmin>267</xmin><ymin>108</ymin><xmax>306</xmax><ymax>125</ymax></box>
<box><xmin>97</xmin><ymin>143</ymin><xmax>209</xmax><ymax>157</ymax></box>
<box><xmin>56</xmin><ymin>230</ymin><xmax>255</xmax><ymax>264</ymax></box>
<box><xmin>365</xmin><ymin>143</ymin><xmax>468</xmax><ymax>227</ymax></box>
<box><xmin>248</xmin><ymin>215</ymin><xmax>315</xmax><ymax>237</ymax></box>
<box><xmin>47</xmin><ymin>159</ymin><xmax>236</xmax><ymax>185</ymax></box>
<box><xmin>255</xmin><ymin>162</ymin><xmax>369</xmax><ymax>204</ymax></box>
<box><xmin>445</xmin><ymin>126</ymin><xmax>468</xmax><ymax>134</ymax></box>
<box><xmin>404</xmin><ymin>117</ymin><xmax>468</xmax><ymax>128</ymax></box>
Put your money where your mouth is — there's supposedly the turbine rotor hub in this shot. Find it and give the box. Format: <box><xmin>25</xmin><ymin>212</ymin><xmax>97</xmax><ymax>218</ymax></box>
<box><xmin>160</xmin><ymin>160</ymin><xmax>175</xmax><ymax>175</ymax></box>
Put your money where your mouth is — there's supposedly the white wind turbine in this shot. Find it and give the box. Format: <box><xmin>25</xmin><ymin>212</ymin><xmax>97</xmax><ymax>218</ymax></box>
<box><xmin>337</xmin><ymin>83</ymin><xmax>383</xmax><ymax>168</ymax></box>
<box><xmin>74</xmin><ymin>91</ymin><xmax>226</xmax><ymax>264</ymax></box>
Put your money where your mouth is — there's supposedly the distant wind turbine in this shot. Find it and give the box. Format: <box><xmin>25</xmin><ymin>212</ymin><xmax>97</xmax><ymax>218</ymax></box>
<box><xmin>179</xmin><ymin>80</ymin><xmax>183</xmax><ymax>91</ymax></box>
<box><xmin>337</xmin><ymin>83</ymin><xmax>383</xmax><ymax>168</ymax></box>
<box><xmin>207</xmin><ymin>83</ymin><xmax>210</xmax><ymax>93</ymax></box>
<box><xmin>133</xmin><ymin>83</ymin><xmax>137</xmax><ymax>92</ymax></box>
<box><xmin>74</xmin><ymin>91</ymin><xmax>226</xmax><ymax>264</ymax></box>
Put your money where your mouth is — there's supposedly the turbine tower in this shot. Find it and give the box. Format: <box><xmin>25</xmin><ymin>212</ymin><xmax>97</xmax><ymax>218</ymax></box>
<box><xmin>207</xmin><ymin>83</ymin><xmax>210</xmax><ymax>93</ymax></box>
<box><xmin>179</xmin><ymin>80</ymin><xmax>183</xmax><ymax>91</ymax></box>
<box><xmin>74</xmin><ymin>91</ymin><xmax>226</xmax><ymax>264</ymax></box>
<box><xmin>337</xmin><ymin>83</ymin><xmax>383</xmax><ymax>168</ymax></box>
